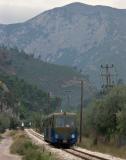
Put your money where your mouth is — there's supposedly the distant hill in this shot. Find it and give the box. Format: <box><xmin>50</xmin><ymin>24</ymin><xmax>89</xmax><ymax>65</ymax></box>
<box><xmin>0</xmin><ymin>71</ymin><xmax>54</xmax><ymax>114</ymax></box>
<box><xmin>0</xmin><ymin>47</ymin><xmax>95</xmax><ymax>107</ymax></box>
<box><xmin>0</xmin><ymin>69</ymin><xmax>63</xmax><ymax>132</ymax></box>
<box><xmin>0</xmin><ymin>3</ymin><xmax>126</xmax><ymax>85</ymax></box>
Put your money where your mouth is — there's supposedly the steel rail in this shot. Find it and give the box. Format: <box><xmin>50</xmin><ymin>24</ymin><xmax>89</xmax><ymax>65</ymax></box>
<box><xmin>69</xmin><ymin>148</ymin><xmax>110</xmax><ymax>160</ymax></box>
<box><xmin>64</xmin><ymin>149</ymin><xmax>92</xmax><ymax>160</ymax></box>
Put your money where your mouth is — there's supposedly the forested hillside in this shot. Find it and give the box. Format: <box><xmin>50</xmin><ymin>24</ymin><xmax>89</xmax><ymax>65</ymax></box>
<box><xmin>0</xmin><ymin>71</ymin><xmax>60</xmax><ymax>132</ymax></box>
<box><xmin>0</xmin><ymin>46</ymin><xmax>95</xmax><ymax>106</ymax></box>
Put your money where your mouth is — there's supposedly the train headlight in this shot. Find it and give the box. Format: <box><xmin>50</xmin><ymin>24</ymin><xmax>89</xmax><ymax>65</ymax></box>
<box><xmin>71</xmin><ymin>134</ymin><xmax>75</xmax><ymax>139</ymax></box>
<box><xmin>55</xmin><ymin>134</ymin><xmax>59</xmax><ymax>139</ymax></box>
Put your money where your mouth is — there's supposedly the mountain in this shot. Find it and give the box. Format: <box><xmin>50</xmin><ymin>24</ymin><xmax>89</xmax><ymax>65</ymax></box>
<box><xmin>0</xmin><ymin>2</ymin><xmax>126</xmax><ymax>84</ymax></box>
<box><xmin>0</xmin><ymin>47</ymin><xmax>95</xmax><ymax>107</ymax></box>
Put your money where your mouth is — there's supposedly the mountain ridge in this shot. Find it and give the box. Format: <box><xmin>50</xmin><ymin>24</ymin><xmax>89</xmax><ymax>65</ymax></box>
<box><xmin>0</xmin><ymin>2</ymin><xmax>126</xmax><ymax>84</ymax></box>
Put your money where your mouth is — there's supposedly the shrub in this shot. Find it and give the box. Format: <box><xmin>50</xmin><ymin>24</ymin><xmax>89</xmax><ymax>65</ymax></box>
<box><xmin>0</xmin><ymin>113</ymin><xmax>10</xmax><ymax>133</ymax></box>
<box><xmin>11</xmin><ymin>132</ymin><xmax>56</xmax><ymax>160</ymax></box>
<box><xmin>85</xmin><ymin>86</ymin><xmax>126</xmax><ymax>144</ymax></box>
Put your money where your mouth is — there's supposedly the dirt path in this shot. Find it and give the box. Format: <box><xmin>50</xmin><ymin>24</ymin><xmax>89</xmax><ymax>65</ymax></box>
<box><xmin>0</xmin><ymin>136</ymin><xmax>21</xmax><ymax>160</ymax></box>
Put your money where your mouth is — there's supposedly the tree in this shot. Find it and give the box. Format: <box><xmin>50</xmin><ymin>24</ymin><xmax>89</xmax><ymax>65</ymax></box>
<box><xmin>85</xmin><ymin>86</ymin><xmax>126</xmax><ymax>144</ymax></box>
<box><xmin>117</xmin><ymin>105</ymin><xmax>126</xmax><ymax>136</ymax></box>
<box><xmin>0</xmin><ymin>113</ymin><xmax>10</xmax><ymax>133</ymax></box>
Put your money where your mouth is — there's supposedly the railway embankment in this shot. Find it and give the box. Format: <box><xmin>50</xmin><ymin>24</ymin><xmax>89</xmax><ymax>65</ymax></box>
<box><xmin>25</xmin><ymin>129</ymin><xmax>82</xmax><ymax>160</ymax></box>
<box><xmin>25</xmin><ymin>129</ymin><xmax>126</xmax><ymax>160</ymax></box>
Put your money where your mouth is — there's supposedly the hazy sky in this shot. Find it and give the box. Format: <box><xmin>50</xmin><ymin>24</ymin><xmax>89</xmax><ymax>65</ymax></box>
<box><xmin>0</xmin><ymin>0</ymin><xmax>126</xmax><ymax>24</ymax></box>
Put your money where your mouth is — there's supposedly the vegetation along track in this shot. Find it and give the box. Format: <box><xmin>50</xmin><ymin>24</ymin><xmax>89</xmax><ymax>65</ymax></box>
<box><xmin>26</xmin><ymin>129</ymin><xmax>112</xmax><ymax>160</ymax></box>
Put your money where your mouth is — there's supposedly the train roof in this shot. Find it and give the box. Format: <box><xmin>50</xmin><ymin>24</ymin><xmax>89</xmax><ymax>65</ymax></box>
<box><xmin>47</xmin><ymin>112</ymin><xmax>76</xmax><ymax>118</ymax></box>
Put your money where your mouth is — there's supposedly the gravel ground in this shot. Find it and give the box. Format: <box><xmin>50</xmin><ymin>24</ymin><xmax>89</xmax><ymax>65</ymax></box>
<box><xmin>0</xmin><ymin>136</ymin><xmax>21</xmax><ymax>160</ymax></box>
<box><xmin>75</xmin><ymin>146</ymin><xmax>125</xmax><ymax>160</ymax></box>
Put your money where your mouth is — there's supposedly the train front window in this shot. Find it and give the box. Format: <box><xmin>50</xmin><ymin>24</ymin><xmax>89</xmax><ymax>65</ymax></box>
<box><xmin>55</xmin><ymin>116</ymin><xmax>65</xmax><ymax>127</ymax></box>
<box><xmin>55</xmin><ymin>115</ymin><xmax>75</xmax><ymax>127</ymax></box>
<box><xmin>65</xmin><ymin>116</ymin><xmax>75</xmax><ymax>128</ymax></box>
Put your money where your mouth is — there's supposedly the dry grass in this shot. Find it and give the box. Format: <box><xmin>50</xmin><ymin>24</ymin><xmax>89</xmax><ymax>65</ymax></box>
<box><xmin>78</xmin><ymin>137</ymin><xmax>126</xmax><ymax>159</ymax></box>
<box><xmin>10</xmin><ymin>131</ymin><xmax>56</xmax><ymax>160</ymax></box>
<box><xmin>7</xmin><ymin>130</ymin><xmax>17</xmax><ymax>137</ymax></box>
<box><xmin>0</xmin><ymin>134</ymin><xmax>2</xmax><ymax>141</ymax></box>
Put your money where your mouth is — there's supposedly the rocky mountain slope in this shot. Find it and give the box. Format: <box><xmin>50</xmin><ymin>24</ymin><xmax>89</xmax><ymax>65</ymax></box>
<box><xmin>0</xmin><ymin>2</ymin><xmax>126</xmax><ymax>84</ymax></box>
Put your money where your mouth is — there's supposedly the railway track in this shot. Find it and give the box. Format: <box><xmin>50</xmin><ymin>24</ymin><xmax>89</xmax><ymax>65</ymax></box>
<box><xmin>28</xmin><ymin>129</ymin><xmax>44</xmax><ymax>140</ymax></box>
<box><xmin>64</xmin><ymin>148</ymin><xmax>110</xmax><ymax>160</ymax></box>
<box><xmin>26</xmin><ymin>129</ymin><xmax>119</xmax><ymax>160</ymax></box>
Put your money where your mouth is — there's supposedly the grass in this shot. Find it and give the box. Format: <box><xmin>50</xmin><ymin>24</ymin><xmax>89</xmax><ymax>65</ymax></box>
<box><xmin>8</xmin><ymin>130</ymin><xmax>17</xmax><ymax>137</ymax></box>
<box><xmin>10</xmin><ymin>131</ymin><xmax>56</xmax><ymax>160</ymax></box>
<box><xmin>78</xmin><ymin>137</ymin><xmax>126</xmax><ymax>159</ymax></box>
<box><xmin>0</xmin><ymin>134</ymin><xmax>2</xmax><ymax>142</ymax></box>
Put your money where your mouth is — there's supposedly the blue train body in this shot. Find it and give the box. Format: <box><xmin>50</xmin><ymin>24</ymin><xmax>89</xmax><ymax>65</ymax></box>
<box><xmin>43</xmin><ymin>112</ymin><xmax>78</xmax><ymax>146</ymax></box>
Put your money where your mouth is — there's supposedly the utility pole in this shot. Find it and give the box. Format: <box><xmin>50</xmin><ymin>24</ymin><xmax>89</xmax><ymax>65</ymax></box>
<box><xmin>100</xmin><ymin>64</ymin><xmax>117</xmax><ymax>93</ymax></box>
<box><xmin>65</xmin><ymin>90</ymin><xmax>71</xmax><ymax>107</ymax></box>
<box><xmin>79</xmin><ymin>80</ymin><xmax>83</xmax><ymax>143</ymax></box>
<box><xmin>47</xmin><ymin>92</ymin><xmax>50</xmax><ymax>115</ymax></box>
<box><xmin>72</xmin><ymin>67</ymin><xmax>84</xmax><ymax>143</ymax></box>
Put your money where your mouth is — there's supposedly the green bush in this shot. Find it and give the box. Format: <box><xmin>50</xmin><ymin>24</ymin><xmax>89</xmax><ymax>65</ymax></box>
<box><xmin>11</xmin><ymin>137</ymin><xmax>37</xmax><ymax>155</ymax></box>
<box><xmin>11</xmin><ymin>133</ymin><xmax>56</xmax><ymax>160</ymax></box>
<box><xmin>23</xmin><ymin>149</ymin><xmax>54</xmax><ymax>160</ymax></box>
<box><xmin>0</xmin><ymin>113</ymin><xmax>10</xmax><ymax>133</ymax></box>
<box><xmin>0</xmin><ymin>134</ymin><xmax>2</xmax><ymax>140</ymax></box>
<box><xmin>84</xmin><ymin>86</ymin><xmax>126</xmax><ymax>144</ymax></box>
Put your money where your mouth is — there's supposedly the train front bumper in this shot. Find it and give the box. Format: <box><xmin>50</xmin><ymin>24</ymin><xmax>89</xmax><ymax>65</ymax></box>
<box><xmin>52</xmin><ymin>134</ymin><xmax>77</xmax><ymax>145</ymax></box>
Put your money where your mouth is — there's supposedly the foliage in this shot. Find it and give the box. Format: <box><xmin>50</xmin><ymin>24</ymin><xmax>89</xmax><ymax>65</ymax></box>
<box><xmin>0</xmin><ymin>46</ymin><xmax>94</xmax><ymax>107</ymax></box>
<box><xmin>0</xmin><ymin>113</ymin><xmax>10</xmax><ymax>133</ymax></box>
<box><xmin>9</xmin><ymin>117</ymin><xmax>19</xmax><ymax>130</ymax></box>
<box><xmin>84</xmin><ymin>86</ymin><xmax>126</xmax><ymax>144</ymax></box>
<box><xmin>0</xmin><ymin>47</ymin><xmax>63</xmax><ymax>132</ymax></box>
<box><xmin>0</xmin><ymin>71</ymin><xmax>61</xmax><ymax>132</ymax></box>
<box><xmin>11</xmin><ymin>135</ymin><xmax>38</xmax><ymax>155</ymax></box>
<box><xmin>117</xmin><ymin>105</ymin><xmax>126</xmax><ymax>136</ymax></box>
<box><xmin>32</xmin><ymin>112</ymin><xmax>44</xmax><ymax>132</ymax></box>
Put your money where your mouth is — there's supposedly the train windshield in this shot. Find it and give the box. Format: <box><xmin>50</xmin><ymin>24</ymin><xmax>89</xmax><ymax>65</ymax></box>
<box><xmin>55</xmin><ymin>115</ymin><xmax>75</xmax><ymax>127</ymax></box>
